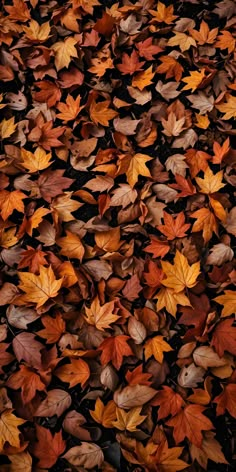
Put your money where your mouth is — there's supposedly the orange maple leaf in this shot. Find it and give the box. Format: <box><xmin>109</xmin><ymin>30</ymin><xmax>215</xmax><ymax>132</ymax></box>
<box><xmin>99</xmin><ymin>335</ymin><xmax>133</xmax><ymax>370</ymax></box>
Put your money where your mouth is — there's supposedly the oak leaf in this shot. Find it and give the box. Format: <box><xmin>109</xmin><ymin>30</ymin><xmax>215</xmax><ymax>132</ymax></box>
<box><xmin>17</xmin><ymin>265</ymin><xmax>63</xmax><ymax>308</ymax></box>
<box><xmin>161</xmin><ymin>250</ymin><xmax>200</xmax><ymax>293</ymax></box>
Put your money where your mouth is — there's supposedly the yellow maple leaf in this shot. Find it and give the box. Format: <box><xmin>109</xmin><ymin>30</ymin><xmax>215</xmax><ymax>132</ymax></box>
<box><xmin>113</xmin><ymin>406</ymin><xmax>146</xmax><ymax>432</ymax></box>
<box><xmin>132</xmin><ymin>66</ymin><xmax>155</xmax><ymax>91</ymax></box>
<box><xmin>0</xmin><ymin>227</ymin><xmax>18</xmax><ymax>248</ymax></box>
<box><xmin>57</xmin><ymin>231</ymin><xmax>85</xmax><ymax>261</ymax></box>
<box><xmin>22</xmin><ymin>19</ymin><xmax>51</xmax><ymax>41</ymax></box>
<box><xmin>216</xmin><ymin>94</ymin><xmax>236</xmax><ymax>120</ymax></box>
<box><xmin>144</xmin><ymin>335</ymin><xmax>173</xmax><ymax>363</ymax></box>
<box><xmin>17</xmin><ymin>265</ymin><xmax>63</xmax><ymax>308</ymax></box>
<box><xmin>168</xmin><ymin>32</ymin><xmax>196</xmax><ymax>52</ymax></box>
<box><xmin>117</xmin><ymin>153</ymin><xmax>153</xmax><ymax>188</ymax></box>
<box><xmin>0</xmin><ymin>190</ymin><xmax>26</xmax><ymax>221</ymax></box>
<box><xmin>84</xmin><ymin>296</ymin><xmax>119</xmax><ymax>331</ymax></box>
<box><xmin>0</xmin><ymin>409</ymin><xmax>25</xmax><ymax>452</ymax></box>
<box><xmin>51</xmin><ymin>37</ymin><xmax>78</xmax><ymax>71</ymax></box>
<box><xmin>89</xmin><ymin>99</ymin><xmax>118</xmax><ymax>126</ymax></box>
<box><xmin>195</xmin><ymin>167</ymin><xmax>225</xmax><ymax>194</ymax></box>
<box><xmin>0</xmin><ymin>117</ymin><xmax>17</xmax><ymax>139</ymax></box>
<box><xmin>182</xmin><ymin>69</ymin><xmax>206</xmax><ymax>92</ymax></box>
<box><xmin>154</xmin><ymin>440</ymin><xmax>188</xmax><ymax>472</ymax></box>
<box><xmin>161</xmin><ymin>250</ymin><xmax>200</xmax><ymax>293</ymax></box>
<box><xmin>214</xmin><ymin>290</ymin><xmax>236</xmax><ymax>317</ymax></box>
<box><xmin>156</xmin><ymin>286</ymin><xmax>191</xmax><ymax>317</ymax></box>
<box><xmin>149</xmin><ymin>1</ymin><xmax>177</xmax><ymax>24</ymax></box>
<box><xmin>21</xmin><ymin>147</ymin><xmax>52</xmax><ymax>173</ymax></box>
<box><xmin>51</xmin><ymin>192</ymin><xmax>82</xmax><ymax>222</ymax></box>
<box><xmin>90</xmin><ymin>398</ymin><xmax>116</xmax><ymax>428</ymax></box>
<box><xmin>26</xmin><ymin>207</ymin><xmax>51</xmax><ymax>236</ymax></box>
<box><xmin>209</xmin><ymin>196</ymin><xmax>226</xmax><ymax>222</ymax></box>
<box><xmin>191</xmin><ymin>208</ymin><xmax>218</xmax><ymax>243</ymax></box>
<box><xmin>57</xmin><ymin>94</ymin><xmax>84</xmax><ymax>122</ymax></box>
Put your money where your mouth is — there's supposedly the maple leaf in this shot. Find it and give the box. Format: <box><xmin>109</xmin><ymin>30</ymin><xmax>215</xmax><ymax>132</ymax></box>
<box><xmin>4</xmin><ymin>0</ymin><xmax>30</xmax><ymax>22</ymax></box>
<box><xmin>117</xmin><ymin>50</ymin><xmax>145</xmax><ymax>75</ymax></box>
<box><xmin>151</xmin><ymin>386</ymin><xmax>184</xmax><ymax>419</ymax></box>
<box><xmin>214</xmin><ymin>290</ymin><xmax>236</xmax><ymax>317</ymax></box>
<box><xmin>25</xmin><ymin>208</ymin><xmax>51</xmax><ymax>237</ymax></box>
<box><xmin>161</xmin><ymin>112</ymin><xmax>186</xmax><ymax>137</ymax></box>
<box><xmin>113</xmin><ymin>406</ymin><xmax>146</xmax><ymax>432</ymax></box>
<box><xmin>33</xmin><ymin>80</ymin><xmax>62</xmax><ymax>107</ymax></box>
<box><xmin>95</xmin><ymin>226</ymin><xmax>121</xmax><ymax>252</ymax></box>
<box><xmin>190</xmin><ymin>20</ymin><xmax>218</xmax><ymax>45</ymax></box>
<box><xmin>144</xmin><ymin>336</ymin><xmax>173</xmax><ymax>363</ymax></box>
<box><xmin>117</xmin><ymin>153</ymin><xmax>153</xmax><ymax>188</ymax></box>
<box><xmin>0</xmin><ymin>343</ymin><xmax>14</xmax><ymax>374</ymax></box>
<box><xmin>168</xmin><ymin>32</ymin><xmax>196</xmax><ymax>52</ymax></box>
<box><xmin>33</xmin><ymin>425</ymin><xmax>66</xmax><ymax>468</ymax></box>
<box><xmin>211</xmin><ymin>318</ymin><xmax>236</xmax><ymax>357</ymax></box>
<box><xmin>144</xmin><ymin>236</ymin><xmax>170</xmax><ymax>258</ymax></box>
<box><xmin>161</xmin><ymin>251</ymin><xmax>200</xmax><ymax>293</ymax></box>
<box><xmin>63</xmin><ymin>443</ymin><xmax>104</xmax><ymax>469</ymax></box>
<box><xmin>191</xmin><ymin>208</ymin><xmax>218</xmax><ymax>243</ymax></box>
<box><xmin>0</xmin><ymin>410</ymin><xmax>25</xmax><ymax>452</ymax></box>
<box><xmin>90</xmin><ymin>398</ymin><xmax>116</xmax><ymax>428</ymax></box>
<box><xmin>215</xmin><ymin>30</ymin><xmax>236</xmax><ymax>53</ymax></box>
<box><xmin>89</xmin><ymin>99</ymin><xmax>118</xmax><ymax>126</ymax></box>
<box><xmin>22</xmin><ymin>19</ymin><xmax>51</xmax><ymax>42</ymax></box>
<box><xmin>185</xmin><ymin>149</ymin><xmax>210</xmax><ymax>178</ymax></box>
<box><xmin>37</xmin><ymin>312</ymin><xmax>66</xmax><ymax>343</ymax></box>
<box><xmin>125</xmin><ymin>365</ymin><xmax>153</xmax><ymax>386</ymax></box>
<box><xmin>18</xmin><ymin>246</ymin><xmax>48</xmax><ymax>273</ymax></box>
<box><xmin>7</xmin><ymin>365</ymin><xmax>45</xmax><ymax>404</ymax></box>
<box><xmin>149</xmin><ymin>1</ymin><xmax>177</xmax><ymax>24</ymax></box>
<box><xmin>51</xmin><ymin>37</ymin><xmax>78</xmax><ymax>70</ymax></box>
<box><xmin>57</xmin><ymin>231</ymin><xmax>85</xmax><ymax>261</ymax></box>
<box><xmin>38</xmin><ymin>170</ymin><xmax>74</xmax><ymax>203</ymax></box>
<box><xmin>153</xmin><ymin>439</ymin><xmax>188</xmax><ymax>472</ymax></box>
<box><xmin>170</xmin><ymin>174</ymin><xmax>196</xmax><ymax>198</ymax></box>
<box><xmin>0</xmin><ymin>190</ymin><xmax>26</xmax><ymax>221</ymax></box>
<box><xmin>17</xmin><ymin>265</ymin><xmax>63</xmax><ymax>308</ymax></box>
<box><xmin>84</xmin><ymin>296</ymin><xmax>119</xmax><ymax>331</ymax></box>
<box><xmin>132</xmin><ymin>66</ymin><xmax>155</xmax><ymax>90</ymax></box>
<box><xmin>136</xmin><ymin>37</ymin><xmax>163</xmax><ymax>60</ymax></box>
<box><xmin>99</xmin><ymin>335</ymin><xmax>133</xmax><ymax>370</ymax></box>
<box><xmin>158</xmin><ymin>212</ymin><xmax>190</xmax><ymax>240</ymax></box>
<box><xmin>214</xmin><ymin>384</ymin><xmax>236</xmax><ymax>418</ymax></box>
<box><xmin>57</xmin><ymin>94</ymin><xmax>84</xmax><ymax>122</ymax></box>
<box><xmin>51</xmin><ymin>192</ymin><xmax>82</xmax><ymax>222</ymax></box>
<box><xmin>182</xmin><ymin>69</ymin><xmax>206</xmax><ymax>92</ymax></box>
<box><xmin>212</xmin><ymin>137</ymin><xmax>230</xmax><ymax>164</ymax></box>
<box><xmin>55</xmin><ymin>359</ymin><xmax>90</xmax><ymax>388</ymax></box>
<box><xmin>21</xmin><ymin>147</ymin><xmax>53</xmax><ymax>173</ymax></box>
<box><xmin>190</xmin><ymin>431</ymin><xmax>228</xmax><ymax>470</ymax></box>
<box><xmin>156</xmin><ymin>286</ymin><xmax>191</xmax><ymax>317</ymax></box>
<box><xmin>7</xmin><ymin>451</ymin><xmax>32</xmax><ymax>472</ymax></box>
<box><xmin>195</xmin><ymin>167</ymin><xmax>225</xmax><ymax>194</ymax></box>
<box><xmin>166</xmin><ymin>405</ymin><xmax>213</xmax><ymax>447</ymax></box>
<box><xmin>156</xmin><ymin>56</ymin><xmax>184</xmax><ymax>81</ymax></box>
<box><xmin>216</xmin><ymin>94</ymin><xmax>236</xmax><ymax>119</ymax></box>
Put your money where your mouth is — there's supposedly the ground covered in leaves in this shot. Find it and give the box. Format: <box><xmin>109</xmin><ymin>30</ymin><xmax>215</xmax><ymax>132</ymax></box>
<box><xmin>0</xmin><ymin>0</ymin><xmax>236</xmax><ymax>471</ymax></box>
